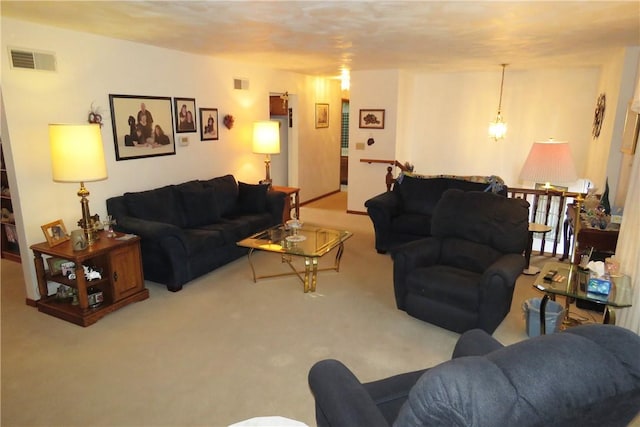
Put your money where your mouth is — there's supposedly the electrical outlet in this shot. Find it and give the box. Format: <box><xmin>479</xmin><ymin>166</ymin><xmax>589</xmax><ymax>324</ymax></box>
<box><xmin>180</xmin><ymin>136</ymin><xmax>189</xmax><ymax>146</ymax></box>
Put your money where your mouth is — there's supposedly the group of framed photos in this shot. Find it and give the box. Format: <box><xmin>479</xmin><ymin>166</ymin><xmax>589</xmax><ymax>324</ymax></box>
<box><xmin>314</xmin><ymin>104</ymin><xmax>386</xmax><ymax>130</ymax></box>
<box><xmin>108</xmin><ymin>94</ymin><xmax>219</xmax><ymax>161</ymax></box>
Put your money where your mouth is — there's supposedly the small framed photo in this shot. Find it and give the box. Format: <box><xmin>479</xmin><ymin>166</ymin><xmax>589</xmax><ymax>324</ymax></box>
<box><xmin>174</xmin><ymin>98</ymin><xmax>197</xmax><ymax>133</ymax></box>
<box><xmin>41</xmin><ymin>219</ymin><xmax>69</xmax><ymax>247</ymax></box>
<box><xmin>46</xmin><ymin>257</ymin><xmax>69</xmax><ymax>276</ymax></box>
<box><xmin>199</xmin><ymin>108</ymin><xmax>219</xmax><ymax>141</ymax></box>
<box><xmin>315</xmin><ymin>103</ymin><xmax>329</xmax><ymax>128</ymax></box>
<box><xmin>359</xmin><ymin>109</ymin><xmax>385</xmax><ymax>129</ymax></box>
<box><xmin>108</xmin><ymin>94</ymin><xmax>176</xmax><ymax>161</ymax></box>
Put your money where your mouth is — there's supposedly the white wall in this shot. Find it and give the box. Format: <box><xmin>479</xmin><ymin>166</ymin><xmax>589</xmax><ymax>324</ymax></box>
<box><xmin>1</xmin><ymin>18</ymin><xmax>340</xmax><ymax>299</ymax></box>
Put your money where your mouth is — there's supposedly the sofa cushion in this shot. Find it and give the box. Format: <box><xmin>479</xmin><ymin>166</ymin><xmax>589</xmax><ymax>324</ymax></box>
<box><xmin>397</xmin><ymin>176</ymin><xmax>448</xmax><ymax>215</ymax></box>
<box><xmin>202</xmin><ymin>174</ymin><xmax>238</xmax><ymax>217</ymax></box>
<box><xmin>179</xmin><ymin>186</ymin><xmax>220</xmax><ymax>227</ymax></box>
<box><xmin>237</xmin><ymin>182</ymin><xmax>269</xmax><ymax>214</ymax></box>
<box><xmin>123</xmin><ymin>185</ymin><xmax>184</xmax><ymax>226</ymax></box>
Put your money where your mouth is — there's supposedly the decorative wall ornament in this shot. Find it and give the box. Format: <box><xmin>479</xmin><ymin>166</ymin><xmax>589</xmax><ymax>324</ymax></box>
<box><xmin>592</xmin><ymin>93</ymin><xmax>606</xmax><ymax>138</ymax></box>
<box><xmin>87</xmin><ymin>103</ymin><xmax>103</xmax><ymax>127</ymax></box>
<box><xmin>223</xmin><ymin>114</ymin><xmax>235</xmax><ymax>129</ymax></box>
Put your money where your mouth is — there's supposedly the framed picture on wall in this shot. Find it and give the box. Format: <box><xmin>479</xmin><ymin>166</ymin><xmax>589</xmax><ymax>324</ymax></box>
<box><xmin>199</xmin><ymin>108</ymin><xmax>219</xmax><ymax>141</ymax></box>
<box><xmin>174</xmin><ymin>98</ymin><xmax>197</xmax><ymax>133</ymax></box>
<box><xmin>621</xmin><ymin>102</ymin><xmax>639</xmax><ymax>155</ymax></box>
<box><xmin>315</xmin><ymin>103</ymin><xmax>329</xmax><ymax>128</ymax></box>
<box><xmin>359</xmin><ymin>109</ymin><xmax>385</xmax><ymax>129</ymax></box>
<box><xmin>108</xmin><ymin>94</ymin><xmax>176</xmax><ymax>161</ymax></box>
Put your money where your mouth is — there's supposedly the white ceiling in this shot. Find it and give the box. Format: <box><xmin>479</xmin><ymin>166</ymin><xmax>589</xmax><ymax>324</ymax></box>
<box><xmin>3</xmin><ymin>1</ymin><xmax>640</xmax><ymax>77</ymax></box>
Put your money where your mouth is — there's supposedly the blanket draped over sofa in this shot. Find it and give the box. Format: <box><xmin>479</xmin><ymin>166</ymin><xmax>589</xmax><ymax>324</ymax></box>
<box><xmin>106</xmin><ymin>174</ymin><xmax>285</xmax><ymax>291</ymax></box>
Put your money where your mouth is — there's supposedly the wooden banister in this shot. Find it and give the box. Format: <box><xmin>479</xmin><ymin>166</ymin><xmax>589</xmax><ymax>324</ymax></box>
<box><xmin>360</xmin><ymin>159</ymin><xmax>413</xmax><ymax>191</ymax></box>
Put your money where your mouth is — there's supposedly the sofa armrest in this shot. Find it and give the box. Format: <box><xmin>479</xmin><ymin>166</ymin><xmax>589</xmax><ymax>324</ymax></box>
<box><xmin>309</xmin><ymin>359</ymin><xmax>390</xmax><ymax>427</ymax></box>
<box><xmin>452</xmin><ymin>329</ymin><xmax>504</xmax><ymax>359</ymax></box>
<box><xmin>391</xmin><ymin>238</ymin><xmax>441</xmax><ymax>309</ymax></box>
<box><xmin>266</xmin><ymin>190</ymin><xmax>286</xmax><ymax>224</ymax></box>
<box><xmin>115</xmin><ymin>215</ymin><xmax>186</xmax><ymax>244</ymax></box>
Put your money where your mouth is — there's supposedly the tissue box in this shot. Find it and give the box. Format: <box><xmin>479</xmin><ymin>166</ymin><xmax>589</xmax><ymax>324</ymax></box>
<box><xmin>587</xmin><ymin>277</ymin><xmax>611</xmax><ymax>296</ymax></box>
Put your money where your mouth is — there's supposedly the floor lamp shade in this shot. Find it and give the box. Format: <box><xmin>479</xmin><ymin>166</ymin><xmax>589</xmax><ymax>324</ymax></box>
<box><xmin>519</xmin><ymin>139</ymin><xmax>577</xmax><ymax>186</ymax></box>
<box><xmin>252</xmin><ymin>121</ymin><xmax>280</xmax><ymax>155</ymax></box>
<box><xmin>49</xmin><ymin>124</ymin><xmax>107</xmax><ymax>182</ymax></box>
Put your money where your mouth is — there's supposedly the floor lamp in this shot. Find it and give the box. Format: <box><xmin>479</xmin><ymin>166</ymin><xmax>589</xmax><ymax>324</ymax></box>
<box><xmin>49</xmin><ymin>123</ymin><xmax>108</xmax><ymax>245</ymax></box>
<box><xmin>252</xmin><ymin>121</ymin><xmax>280</xmax><ymax>187</ymax></box>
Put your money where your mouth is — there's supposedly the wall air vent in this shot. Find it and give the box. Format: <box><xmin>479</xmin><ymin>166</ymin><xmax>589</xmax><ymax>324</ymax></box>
<box><xmin>9</xmin><ymin>48</ymin><xmax>56</xmax><ymax>71</ymax></box>
<box><xmin>233</xmin><ymin>78</ymin><xmax>249</xmax><ymax>90</ymax></box>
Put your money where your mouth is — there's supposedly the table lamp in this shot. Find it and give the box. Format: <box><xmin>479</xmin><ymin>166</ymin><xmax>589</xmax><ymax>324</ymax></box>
<box><xmin>49</xmin><ymin>123</ymin><xmax>107</xmax><ymax>245</ymax></box>
<box><xmin>519</xmin><ymin>139</ymin><xmax>577</xmax><ymax>189</ymax></box>
<box><xmin>252</xmin><ymin>120</ymin><xmax>280</xmax><ymax>187</ymax></box>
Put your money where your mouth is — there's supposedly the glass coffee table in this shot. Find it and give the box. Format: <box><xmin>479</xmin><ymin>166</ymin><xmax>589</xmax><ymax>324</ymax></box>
<box><xmin>236</xmin><ymin>224</ymin><xmax>353</xmax><ymax>293</ymax></box>
<box><xmin>534</xmin><ymin>261</ymin><xmax>632</xmax><ymax>334</ymax></box>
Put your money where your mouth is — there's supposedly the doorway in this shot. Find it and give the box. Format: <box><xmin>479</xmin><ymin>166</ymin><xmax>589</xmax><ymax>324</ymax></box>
<box><xmin>340</xmin><ymin>99</ymin><xmax>349</xmax><ymax>189</ymax></box>
<box><xmin>269</xmin><ymin>93</ymin><xmax>289</xmax><ymax>186</ymax></box>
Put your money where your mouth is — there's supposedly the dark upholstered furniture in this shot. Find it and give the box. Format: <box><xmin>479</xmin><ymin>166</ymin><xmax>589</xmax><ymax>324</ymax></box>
<box><xmin>365</xmin><ymin>174</ymin><xmax>507</xmax><ymax>253</ymax></box>
<box><xmin>106</xmin><ymin>175</ymin><xmax>285</xmax><ymax>292</ymax></box>
<box><xmin>309</xmin><ymin>324</ymin><xmax>640</xmax><ymax>427</ymax></box>
<box><xmin>391</xmin><ymin>189</ymin><xmax>529</xmax><ymax>333</ymax></box>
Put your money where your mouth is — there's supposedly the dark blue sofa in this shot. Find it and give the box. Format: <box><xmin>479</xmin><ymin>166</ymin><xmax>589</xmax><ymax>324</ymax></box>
<box><xmin>107</xmin><ymin>174</ymin><xmax>285</xmax><ymax>291</ymax></box>
<box><xmin>365</xmin><ymin>174</ymin><xmax>507</xmax><ymax>253</ymax></box>
<box><xmin>309</xmin><ymin>324</ymin><xmax>640</xmax><ymax>427</ymax></box>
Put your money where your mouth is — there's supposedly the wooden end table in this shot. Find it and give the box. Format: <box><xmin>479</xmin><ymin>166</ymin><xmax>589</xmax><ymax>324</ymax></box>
<box><xmin>30</xmin><ymin>231</ymin><xmax>149</xmax><ymax>326</ymax></box>
<box><xmin>272</xmin><ymin>186</ymin><xmax>300</xmax><ymax>222</ymax></box>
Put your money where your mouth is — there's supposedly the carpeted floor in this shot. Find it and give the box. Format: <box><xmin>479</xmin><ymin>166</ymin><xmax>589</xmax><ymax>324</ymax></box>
<box><xmin>1</xmin><ymin>191</ymin><xmax>604</xmax><ymax>426</ymax></box>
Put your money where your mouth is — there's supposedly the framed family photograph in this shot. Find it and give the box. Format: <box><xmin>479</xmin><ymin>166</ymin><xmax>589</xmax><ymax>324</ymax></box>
<box><xmin>199</xmin><ymin>108</ymin><xmax>219</xmax><ymax>141</ymax></box>
<box><xmin>359</xmin><ymin>109</ymin><xmax>385</xmax><ymax>129</ymax></box>
<box><xmin>315</xmin><ymin>103</ymin><xmax>329</xmax><ymax>128</ymax></box>
<box><xmin>109</xmin><ymin>94</ymin><xmax>176</xmax><ymax>161</ymax></box>
<box><xmin>174</xmin><ymin>97</ymin><xmax>197</xmax><ymax>133</ymax></box>
<box><xmin>41</xmin><ymin>219</ymin><xmax>69</xmax><ymax>247</ymax></box>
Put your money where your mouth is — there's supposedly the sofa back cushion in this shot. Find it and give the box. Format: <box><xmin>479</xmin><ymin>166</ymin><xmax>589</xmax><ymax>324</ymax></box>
<box><xmin>123</xmin><ymin>185</ymin><xmax>185</xmax><ymax>226</ymax></box>
<box><xmin>237</xmin><ymin>182</ymin><xmax>269</xmax><ymax>214</ymax></box>
<box><xmin>178</xmin><ymin>186</ymin><xmax>221</xmax><ymax>227</ymax></box>
<box><xmin>202</xmin><ymin>174</ymin><xmax>238</xmax><ymax>217</ymax></box>
<box><xmin>431</xmin><ymin>189</ymin><xmax>529</xmax><ymax>254</ymax></box>
<box><xmin>396</xmin><ymin>176</ymin><xmax>449</xmax><ymax>215</ymax></box>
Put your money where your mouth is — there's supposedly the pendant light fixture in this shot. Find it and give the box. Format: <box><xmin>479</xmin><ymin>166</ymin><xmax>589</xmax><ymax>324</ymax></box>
<box><xmin>489</xmin><ymin>64</ymin><xmax>508</xmax><ymax>141</ymax></box>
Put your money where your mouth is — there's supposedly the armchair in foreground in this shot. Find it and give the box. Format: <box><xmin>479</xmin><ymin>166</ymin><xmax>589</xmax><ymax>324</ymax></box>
<box><xmin>308</xmin><ymin>324</ymin><xmax>640</xmax><ymax>427</ymax></box>
<box><xmin>391</xmin><ymin>189</ymin><xmax>529</xmax><ymax>333</ymax></box>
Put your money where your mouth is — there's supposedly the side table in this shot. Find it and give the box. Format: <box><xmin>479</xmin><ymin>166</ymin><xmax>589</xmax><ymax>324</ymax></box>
<box><xmin>30</xmin><ymin>231</ymin><xmax>149</xmax><ymax>326</ymax></box>
<box><xmin>272</xmin><ymin>185</ymin><xmax>300</xmax><ymax>223</ymax></box>
<box><xmin>523</xmin><ymin>223</ymin><xmax>552</xmax><ymax>275</ymax></box>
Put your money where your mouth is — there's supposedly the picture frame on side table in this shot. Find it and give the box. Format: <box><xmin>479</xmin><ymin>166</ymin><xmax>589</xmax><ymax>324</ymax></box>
<box><xmin>359</xmin><ymin>109</ymin><xmax>385</xmax><ymax>129</ymax></box>
<box><xmin>315</xmin><ymin>103</ymin><xmax>329</xmax><ymax>128</ymax></box>
<box><xmin>174</xmin><ymin>98</ymin><xmax>197</xmax><ymax>133</ymax></box>
<box><xmin>41</xmin><ymin>219</ymin><xmax>69</xmax><ymax>247</ymax></box>
<box><xmin>199</xmin><ymin>108</ymin><xmax>219</xmax><ymax>141</ymax></box>
<box><xmin>621</xmin><ymin>102</ymin><xmax>639</xmax><ymax>155</ymax></box>
<box><xmin>109</xmin><ymin>94</ymin><xmax>175</xmax><ymax>161</ymax></box>
<box><xmin>46</xmin><ymin>256</ymin><xmax>69</xmax><ymax>276</ymax></box>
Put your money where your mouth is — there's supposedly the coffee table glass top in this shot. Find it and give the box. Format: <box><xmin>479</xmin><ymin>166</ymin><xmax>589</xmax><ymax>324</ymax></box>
<box><xmin>534</xmin><ymin>261</ymin><xmax>632</xmax><ymax>308</ymax></box>
<box><xmin>237</xmin><ymin>224</ymin><xmax>352</xmax><ymax>257</ymax></box>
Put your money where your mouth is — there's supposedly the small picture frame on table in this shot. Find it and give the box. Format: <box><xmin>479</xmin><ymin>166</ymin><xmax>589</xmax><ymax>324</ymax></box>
<box><xmin>41</xmin><ymin>219</ymin><xmax>69</xmax><ymax>247</ymax></box>
<box><xmin>46</xmin><ymin>257</ymin><xmax>69</xmax><ymax>276</ymax></box>
<box><xmin>359</xmin><ymin>109</ymin><xmax>385</xmax><ymax>129</ymax></box>
<box><xmin>199</xmin><ymin>108</ymin><xmax>219</xmax><ymax>141</ymax></box>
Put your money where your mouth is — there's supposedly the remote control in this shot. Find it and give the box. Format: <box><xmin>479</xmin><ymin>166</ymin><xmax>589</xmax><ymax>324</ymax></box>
<box><xmin>543</xmin><ymin>270</ymin><xmax>557</xmax><ymax>282</ymax></box>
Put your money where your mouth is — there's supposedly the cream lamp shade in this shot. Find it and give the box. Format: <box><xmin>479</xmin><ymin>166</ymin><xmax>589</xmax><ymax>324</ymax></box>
<box><xmin>519</xmin><ymin>139</ymin><xmax>577</xmax><ymax>188</ymax></box>
<box><xmin>252</xmin><ymin>121</ymin><xmax>280</xmax><ymax>154</ymax></box>
<box><xmin>49</xmin><ymin>124</ymin><xmax>107</xmax><ymax>182</ymax></box>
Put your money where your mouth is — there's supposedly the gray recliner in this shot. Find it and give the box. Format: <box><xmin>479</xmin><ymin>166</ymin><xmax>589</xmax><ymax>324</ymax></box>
<box><xmin>308</xmin><ymin>324</ymin><xmax>640</xmax><ymax>427</ymax></box>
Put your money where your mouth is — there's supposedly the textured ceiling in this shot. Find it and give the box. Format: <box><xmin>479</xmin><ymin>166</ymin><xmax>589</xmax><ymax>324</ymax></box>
<box><xmin>3</xmin><ymin>1</ymin><xmax>640</xmax><ymax>76</ymax></box>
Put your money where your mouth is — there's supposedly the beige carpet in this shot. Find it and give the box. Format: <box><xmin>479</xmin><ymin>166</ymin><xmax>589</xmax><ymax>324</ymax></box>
<box><xmin>1</xmin><ymin>192</ymin><xmax>604</xmax><ymax>426</ymax></box>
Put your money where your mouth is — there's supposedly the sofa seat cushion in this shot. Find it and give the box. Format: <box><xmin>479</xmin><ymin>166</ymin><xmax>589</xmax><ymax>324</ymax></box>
<box><xmin>390</xmin><ymin>214</ymin><xmax>432</xmax><ymax>236</ymax></box>
<box><xmin>181</xmin><ymin>229</ymin><xmax>226</xmax><ymax>255</ymax></box>
<box><xmin>124</xmin><ymin>185</ymin><xmax>185</xmax><ymax>227</ymax></box>
<box><xmin>197</xmin><ymin>213</ymin><xmax>273</xmax><ymax>244</ymax></box>
<box><xmin>178</xmin><ymin>185</ymin><xmax>221</xmax><ymax>227</ymax></box>
<box><xmin>202</xmin><ymin>174</ymin><xmax>239</xmax><ymax>217</ymax></box>
<box><xmin>406</xmin><ymin>265</ymin><xmax>480</xmax><ymax>312</ymax></box>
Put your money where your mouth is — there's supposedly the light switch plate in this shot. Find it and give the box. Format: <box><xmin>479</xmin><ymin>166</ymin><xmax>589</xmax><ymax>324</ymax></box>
<box><xmin>355</xmin><ymin>142</ymin><xmax>365</xmax><ymax>150</ymax></box>
<box><xmin>180</xmin><ymin>136</ymin><xmax>189</xmax><ymax>146</ymax></box>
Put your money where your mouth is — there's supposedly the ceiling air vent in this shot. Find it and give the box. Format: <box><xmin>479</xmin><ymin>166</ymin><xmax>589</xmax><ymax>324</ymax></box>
<box><xmin>9</xmin><ymin>48</ymin><xmax>56</xmax><ymax>71</ymax></box>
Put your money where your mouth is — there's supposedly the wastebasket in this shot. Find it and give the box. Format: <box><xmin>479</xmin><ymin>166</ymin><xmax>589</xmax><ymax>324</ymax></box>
<box><xmin>522</xmin><ymin>297</ymin><xmax>564</xmax><ymax>337</ymax></box>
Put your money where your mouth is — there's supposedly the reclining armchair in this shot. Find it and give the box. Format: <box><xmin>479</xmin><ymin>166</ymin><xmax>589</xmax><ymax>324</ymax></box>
<box><xmin>308</xmin><ymin>324</ymin><xmax>640</xmax><ymax>427</ymax></box>
<box><xmin>391</xmin><ymin>189</ymin><xmax>529</xmax><ymax>333</ymax></box>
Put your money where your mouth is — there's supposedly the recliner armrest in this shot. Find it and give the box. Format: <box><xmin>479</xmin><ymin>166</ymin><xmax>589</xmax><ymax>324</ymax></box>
<box><xmin>309</xmin><ymin>359</ymin><xmax>390</xmax><ymax>427</ymax></box>
<box><xmin>452</xmin><ymin>329</ymin><xmax>504</xmax><ymax>359</ymax></box>
<box><xmin>479</xmin><ymin>253</ymin><xmax>526</xmax><ymax>290</ymax></box>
